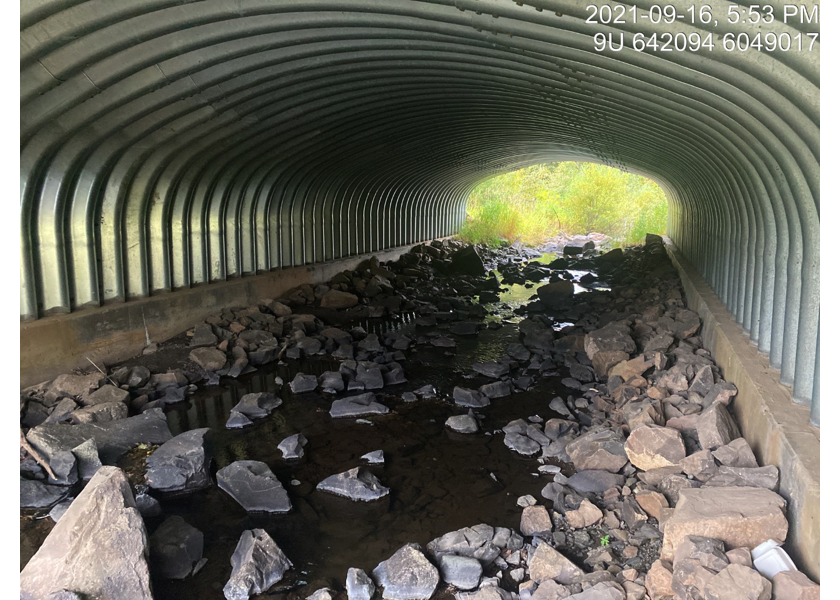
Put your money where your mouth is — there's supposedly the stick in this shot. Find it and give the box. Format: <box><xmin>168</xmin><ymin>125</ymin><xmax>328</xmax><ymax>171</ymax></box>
<box><xmin>20</xmin><ymin>429</ymin><xmax>57</xmax><ymax>480</ymax></box>
<box><xmin>85</xmin><ymin>356</ymin><xmax>118</xmax><ymax>387</ymax></box>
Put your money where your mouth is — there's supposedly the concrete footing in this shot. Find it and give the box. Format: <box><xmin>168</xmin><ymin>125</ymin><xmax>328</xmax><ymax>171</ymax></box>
<box><xmin>666</xmin><ymin>239</ymin><xmax>820</xmax><ymax>582</ymax></box>
<box><xmin>20</xmin><ymin>244</ymin><xmax>420</xmax><ymax>390</ymax></box>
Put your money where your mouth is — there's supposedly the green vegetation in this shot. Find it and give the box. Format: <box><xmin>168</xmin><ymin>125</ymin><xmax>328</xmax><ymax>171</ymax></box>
<box><xmin>457</xmin><ymin>162</ymin><xmax>668</xmax><ymax>248</ymax></box>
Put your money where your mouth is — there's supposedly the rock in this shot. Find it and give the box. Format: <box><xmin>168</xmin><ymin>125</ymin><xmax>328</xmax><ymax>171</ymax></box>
<box><xmin>82</xmin><ymin>384</ymin><xmax>130</xmax><ymax>407</ymax></box>
<box><xmin>20</xmin><ymin>478</ymin><xmax>68</xmax><ymax>508</ymax></box>
<box><xmin>662</xmin><ymin>487</ymin><xmax>788</xmax><ymax>559</ymax></box>
<box><xmin>520</xmin><ymin>505</ymin><xmax>553</xmax><ymax>536</ymax></box>
<box><xmin>634</xmin><ymin>491</ymin><xmax>669</xmax><ymax>520</ymax></box>
<box><xmin>231</xmin><ymin>392</ymin><xmax>283</xmax><ymax>419</ymax></box>
<box><xmin>671</xmin><ymin>558</ymin><xmax>717</xmax><ymax>599</ymax></box>
<box><xmin>20</xmin><ymin>467</ymin><xmax>153</xmax><ymax>600</ymax></box>
<box><xmin>226</xmin><ymin>411</ymin><xmax>253</xmax><ymax>429</ymax></box>
<box><xmin>456</xmin><ymin>586</ymin><xmax>513</xmax><ymax>600</ymax></box>
<box><xmin>530</xmin><ymin>579</ymin><xmax>570</xmax><ymax>600</ymax></box>
<box><xmin>135</xmin><ymin>491</ymin><xmax>162</xmax><ymax>517</ymax></box>
<box><xmin>566</xmin><ymin>429</ymin><xmax>628</xmax><ymax>473</ymax></box>
<box><xmin>278</xmin><ymin>433</ymin><xmax>308</xmax><ymax>459</ymax></box>
<box><xmin>447</xmin><ymin>414</ymin><xmax>479</xmax><ymax>434</ymax></box>
<box><xmin>725</xmin><ymin>547</ymin><xmax>753</xmax><ymax>567</ymax></box>
<box><xmin>191</xmin><ymin>324</ymin><xmax>219</xmax><ymax>346</ymax></box>
<box><xmin>566</xmin><ymin>470</ymin><xmax>625</xmax><ymax>494</ymax></box>
<box><xmin>307</xmin><ymin>589</ymin><xmax>333</xmax><ymax>600</ymax></box>
<box><xmin>624</xmin><ymin>425</ymin><xmax>686</xmax><ymax>470</ymax></box>
<box><xmin>217</xmin><ymin>460</ymin><xmax>292</xmax><ymax>513</ymax></box>
<box><xmin>565</xmin><ymin>499</ymin><xmax>603</xmax><ymax>528</ymax></box>
<box><xmin>712</xmin><ymin>438</ymin><xmax>759</xmax><ymax>468</ymax></box>
<box><xmin>427</xmin><ymin>524</ymin><xmax>504</xmax><ymax>566</ymax></box>
<box><xmin>69</xmin><ymin>438</ymin><xmax>101</xmax><ymax>480</ymax></box>
<box><xmin>584</xmin><ymin>322</ymin><xmax>636</xmax><ymax>359</ymax></box>
<box><xmin>680</xmin><ymin>449</ymin><xmax>718</xmax><ymax>482</ymax></box>
<box><xmin>705</xmin><ymin>465</ymin><xmax>780</xmax><ymax>490</ymax></box>
<box><xmin>145</xmin><ymin>428</ymin><xmax>212</xmax><ymax>493</ymax></box>
<box><xmin>479</xmin><ymin>381</ymin><xmax>512</xmax><ymax>399</ymax></box>
<box><xmin>448</xmin><ymin>245</ymin><xmax>486</xmax><ymax>276</ymax></box>
<box><xmin>317</xmin><ymin>467</ymin><xmax>389</xmax><ymax>501</ymax></box>
<box><xmin>330</xmin><ymin>393</ymin><xmax>390</xmax><ymax>418</ymax></box>
<box><xmin>189</xmin><ymin>347</ymin><xmax>227</xmax><ymax>371</ymax></box>
<box><xmin>223</xmin><ymin>528</ymin><xmax>292</xmax><ymax>600</ymax></box>
<box><xmin>372</xmin><ymin>543</ymin><xmax>440</xmax><ymax>600</ymax></box>
<box><xmin>674</xmin><ymin>536</ymin><xmax>729</xmax><ymax>572</ymax></box>
<box><xmin>453</xmin><ymin>387</ymin><xmax>490</xmax><ymax>408</ymax></box>
<box><xmin>362</xmin><ymin>450</ymin><xmax>385</xmax><ymax>464</ymax></box>
<box><xmin>537</xmin><ymin>281</ymin><xmax>575</xmax><ymax>308</ymax></box>
<box><xmin>347</xmin><ymin>568</ymin><xmax>376</xmax><ymax>600</ymax></box>
<box><xmin>45</xmin><ymin>373</ymin><xmax>101</xmax><ymax>403</ymax></box>
<box><xmin>439</xmin><ymin>554</ymin><xmax>483</xmax><ymax>590</ymax></box>
<box><xmin>504</xmin><ymin>432</ymin><xmax>541</xmax><ymax>456</ymax></box>
<box><xmin>608</xmin><ymin>355</ymin><xmax>653</xmax><ymax>381</ymax></box>
<box><xmin>771</xmin><ymin>570</ymin><xmax>820</xmax><ymax>600</ymax></box>
<box><xmin>472</xmin><ymin>362</ymin><xmax>509</xmax><ymax>379</ymax></box>
<box><xmin>26</xmin><ymin>409</ymin><xmax>173</xmax><ymax>465</ymax></box>
<box><xmin>319</xmin><ymin>371</ymin><xmax>346</xmax><ymax>392</ymax></box>
<box><xmin>566</xmin><ymin>582</ymin><xmax>624</xmax><ymax>599</ymax></box>
<box><xmin>696</xmin><ymin>404</ymin><xmax>741</xmax><ymax>449</ymax></box>
<box><xmin>549</xmin><ymin>397</ymin><xmax>573</xmax><ymax>418</ymax></box>
<box><xmin>290</xmin><ymin>373</ymin><xmax>319</xmax><ymax>394</ymax></box>
<box><xmin>45</xmin><ymin>449</ymin><xmax>79</xmax><ymax>485</ymax></box>
<box><xmin>321</xmin><ymin>289</ymin><xmax>359</xmax><ymax>309</ymax></box>
<box><xmin>527</xmin><ymin>542</ymin><xmax>584</xmax><ymax>584</ymax></box>
<box><xmin>357</xmin><ymin>363</ymin><xmax>385</xmax><ymax>389</ymax></box>
<box><xmin>48</xmin><ymin>498</ymin><xmax>73</xmax><ymax>522</ymax></box>
<box><xmin>703</xmin><ymin>382</ymin><xmax>738</xmax><ymax>407</ymax></box>
<box><xmin>705</xmin><ymin>564</ymin><xmax>771</xmax><ymax>600</ymax></box>
<box><xmin>150</xmin><ymin>516</ymin><xmax>204</xmax><ymax>579</ymax></box>
<box><xmin>70</xmin><ymin>401</ymin><xmax>128</xmax><ymax>425</ymax></box>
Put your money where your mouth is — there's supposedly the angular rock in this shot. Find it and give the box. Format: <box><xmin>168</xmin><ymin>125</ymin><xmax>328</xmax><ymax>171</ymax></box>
<box><xmin>21</xmin><ymin>478</ymin><xmax>68</xmax><ymax>508</ymax></box>
<box><xmin>705</xmin><ymin>563</ymin><xmax>771</xmax><ymax>600</ymax></box>
<box><xmin>26</xmin><ymin>409</ymin><xmax>173</xmax><ymax>465</ymax></box>
<box><xmin>696</xmin><ymin>403</ymin><xmax>740</xmax><ymax>450</ymax></box>
<box><xmin>290</xmin><ymin>373</ymin><xmax>319</xmax><ymax>394</ymax></box>
<box><xmin>565</xmin><ymin>499</ymin><xmax>603</xmax><ymax>529</ymax></box>
<box><xmin>520</xmin><ymin>505</ymin><xmax>553</xmax><ymax>536</ymax></box>
<box><xmin>674</xmin><ymin>536</ymin><xmax>729</xmax><ymax>572</ymax></box>
<box><xmin>453</xmin><ymin>387</ymin><xmax>490</xmax><ymax>408</ymax></box>
<box><xmin>527</xmin><ymin>542</ymin><xmax>584</xmax><ymax>585</ymax></box>
<box><xmin>150</xmin><ymin>516</ymin><xmax>204</xmax><ymax>579</ymax></box>
<box><xmin>446</xmin><ymin>414</ymin><xmax>478</xmax><ymax>434</ymax></box>
<box><xmin>319</xmin><ymin>371</ymin><xmax>346</xmax><ymax>392</ymax></box>
<box><xmin>448</xmin><ymin>246</ymin><xmax>486</xmax><ymax>277</ymax></box>
<box><xmin>566</xmin><ymin>429</ymin><xmax>628</xmax><ymax>473</ymax></box>
<box><xmin>680</xmin><ymin>449</ymin><xmax>718</xmax><ymax>482</ymax></box>
<box><xmin>145</xmin><ymin>428</ymin><xmax>212</xmax><ymax>493</ymax></box>
<box><xmin>71</xmin><ymin>438</ymin><xmax>103</xmax><ymax>480</ymax></box>
<box><xmin>317</xmin><ymin>467</ymin><xmax>389</xmax><ymax>501</ymax></box>
<box><xmin>45</xmin><ymin>373</ymin><xmax>101</xmax><ymax>403</ymax></box>
<box><xmin>634</xmin><ymin>491</ymin><xmax>669</xmax><ymax>521</ymax></box>
<box><xmin>671</xmin><ymin>558</ymin><xmax>717</xmax><ymax>598</ymax></box>
<box><xmin>347</xmin><ymin>568</ymin><xmax>376</xmax><ymax>600</ymax></box>
<box><xmin>189</xmin><ymin>347</ymin><xmax>227</xmax><ymax>371</ymax></box>
<box><xmin>625</xmin><ymin>425</ymin><xmax>686</xmax><ymax>471</ymax></box>
<box><xmin>645</xmin><ymin>560</ymin><xmax>674</xmax><ymax>598</ymax></box>
<box><xmin>278</xmin><ymin>433</ymin><xmax>308</xmax><ymax>460</ymax></box>
<box><xmin>584</xmin><ymin>322</ymin><xmax>636</xmax><ymax>359</ymax></box>
<box><xmin>439</xmin><ymin>554</ymin><xmax>483</xmax><ymax>590</ymax></box>
<box><xmin>537</xmin><ymin>281</ymin><xmax>574</xmax><ymax>308</ymax></box>
<box><xmin>224</xmin><ymin>528</ymin><xmax>292</xmax><ymax>600</ymax></box>
<box><xmin>712</xmin><ymin>438</ymin><xmax>759</xmax><ymax>468</ymax></box>
<box><xmin>662</xmin><ymin>487</ymin><xmax>788</xmax><ymax>559</ymax></box>
<box><xmin>566</xmin><ymin>582</ymin><xmax>624</xmax><ymax>599</ymax></box>
<box><xmin>362</xmin><ymin>450</ymin><xmax>385</xmax><ymax>464</ymax></box>
<box><xmin>231</xmin><ymin>392</ymin><xmax>283</xmax><ymax>419</ymax></box>
<box><xmin>70</xmin><ymin>400</ymin><xmax>128</xmax><ymax>425</ymax></box>
<box><xmin>82</xmin><ymin>384</ymin><xmax>130</xmax><ymax>407</ymax></box>
<box><xmin>330</xmin><ymin>393</ymin><xmax>390</xmax><ymax>418</ymax></box>
<box><xmin>479</xmin><ymin>381</ymin><xmax>512</xmax><ymax>399</ymax></box>
<box><xmin>427</xmin><ymin>524</ymin><xmax>504</xmax><ymax>566</ymax></box>
<box><xmin>771</xmin><ymin>570</ymin><xmax>820</xmax><ymax>600</ymax></box>
<box><xmin>372</xmin><ymin>543</ymin><xmax>440</xmax><ymax>600</ymax></box>
<box><xmin>566</xmin><ymin>470</ymin><xmax>625</xmax><ymax>494</ymax></box>
<box><xmin>472</xmin><ymin>362</ymin><xmax>509</xmax><ymax>379</ymax></box>
<box><xmin>217</xmin><ymin>460</ymin><xmax>292</xmax><ymax>513</ymax></box>
<box><xmin>20</xmin><ymin>467</ymin><xmax>153</xmax><ymax>600</ymax></box>
<box><xmin>321</xmin><ymin>289</ymin><xmax>359</xmax><ymax>309</ymax></box>
<box><xmin>226</xmin><ymin>411</ymin><xmax>253</xmax><ymax>429</ymax></box>
<box><xmin>504</xmin><ymin>432</ymin><xmax>541</xmax><ymax>456</ymax></box>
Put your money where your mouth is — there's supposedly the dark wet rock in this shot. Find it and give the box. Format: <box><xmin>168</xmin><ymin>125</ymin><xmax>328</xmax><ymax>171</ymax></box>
<box><xmin>231</xmin><ymin>392</ymin><xmax>283</xmax><ymax>418</ymax></box>
<box><xmin>347</xmin><ymin>568</ymin><xmax>376</xmax><ymax>600</ymax></box>
<box><xmin>217</xmin><ymin>460</ymin><xmax>292</xmax><ymax>513</ymax></box>
<box><xmin>356</xmin><ymin>362</ymin><xmax>385</xmax><ymax>389</ymax></box>
<box><xmin>373</xmin><ymin>543</ymin><xmax>440</xmax><ymax>600</ymax></box>
<box><xmin>226</xmin><ymin>411</ymin><xmax>254</xmax><ymax>429</ymax></box>
<box><xmin>431</xmin><ymin>336</ymin><xmax>457</xmax><ymax>348</ymax></box>
<box><xmin>70</xmin><ymin>401</ymin><xmax>128</xmax><ymax>424</ymax></box>
<box><xmin>21</xmin><ymin>477</ymin><xmax>68</xmax><ymax>508</ymax></box>
<box><xmin>150</xmin><ymin>516</ymin><xmax>204</xmax><ymax>580</ymax></box>
<box><xmin>317</xmin><ymin>467</ymin><xmax>389</xmax><ymax>501</ymax></box>
<box><xmin>330</xmin><ymin>393</ymin><xmax>390</xmax><ymax>418</ymax></box>
<box><xmin>321</xmin><ymin>289</ymin><xmax>359</xmax><ymax>309</ymax></box>
<box><xmin>224</xmin><ymin>528</ymin><xmax>292</xmax><ymax>600</ymax></box>
<box><xmin>537</xmin><ymin>281</ymin><xmax>574</xmax><ymax>308</ymax></box>
<box><xmin>447</xmin><ymin>246</ymin><xmax>485</xmax><ymax>277</ymax></box>
<box><xmin>358</xmin><ymin>334</ymin><xmax>383</xmax><ymax>352</ymax></box>
<box><xmin>453</xmin><ymin>387</ymin><xmax>490</xmax><ymax>408</ymax></box>
<box><xmin>48</xmin><ymin>498</ymin><xmax>73</xmax><ymax>522</ymax></box>
<box><xmin>450</xmin><ymin>321</ymin><xmax>479</xmax><ymax>336</ymax></box>
<box><xmin>696</xmin><ymin>403</ymin><xmax>740</xmax><ymax>450</ymax></box>
<box><xmin>507</xmin><ymin>343</ymin><xmax>530</xmax><ymax>361</ymax></box>
<box><xmin>319</xmin><ymin>371</ymin><xmax>346</xmax><ymax>392</ymax></box>
<box><xmin>44</xmin><ymin>397</ymin><xmax>78</xmax><ymax>424</ymax></box>
<box><xmin>278</xmin><ymin>433</ymin><xmax>308</xmax><ymax>460</ymax></box>
<box><xmin>189</xmin><ymin>347</ymin><xmax>227</xmax><ymax>371</ymax></box>
<box><xmin>22</xmin><ymin>398</ymin><xmax>50</xmax><ymax>428</ymax></box>
<box><xmin>45</xmin><ymin>449</ymin><xmax>79</xmax><ymax>485</ymax></box>
<box><xmin>472</xmin><ymin>362</ymin><xmax>509</xmax><ymax>379</ymax></box>
<box><xmin>479</xmin><ymin>381</ymin><xmax>511</xmax><ymax>399</ymax></box>
<box><xmin>83</xmin><ymin>384</ymin><xmax>130</xmax><ymax>407</ymax></box>
<box><xmin>566</xmin><ymin>429</ymin><xmax>628</xmax><ymax>473</ymax></box>
<box><xmin>290</xmin><ymin>373</ymin><xmax>319</xmax><ymax>393</ymax></box>
<box><xmin>145</xmin><ymin>428</ymin><xmax>212</xmax><ymax>493</ymax></box>
<box><xmin>549</xmin><ymin>397</ymin><xmax>573</xmax><ymax>418</ymax></box>
<box><xmin>439</xmin><ymin>554</ymin><xmax>482</xmax><ymax>590</ymax></box>
<box><xmin>45</xmin><ymin>372</ymin><xmax>101</xmax><ymax>404</ymax></box>
<box><xmin>20</xmin><ymin>467</ymin><xmax>153</xmax><ymax>600</ymax></box>
<box><xmin>135</xmin><ymin>490</ymin><xmax>162</xmax><ymax>518</ymax></box>
<box><xmin>567</xmin><ymin>470</ymin><xmax>625</xmax><ymax>495</ymax></box>
<box><xmin>527</xmin><ymin>541</ymin><xmax>584</xmax><ymax>584</ymax></box>
<box><xmin>362</xmin><ymin>450</ymin><xmax>385</xmax><ymax>464</ymax></box>
<box><xmin>446</xmin><ymin>414</ymin><xmax>478</xmax><ymax>434</ymax></box>
<box><xmin>26</xmin><ymin>408</ymin><xmax>173</xmax><ymax>465</ymax></box>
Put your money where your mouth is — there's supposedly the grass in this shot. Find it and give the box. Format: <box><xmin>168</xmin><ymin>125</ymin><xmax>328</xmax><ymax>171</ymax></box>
<box><xmin>457</xmin><ymin>162</ymin><xmax>668</xmax><ymax>248</ymax></box>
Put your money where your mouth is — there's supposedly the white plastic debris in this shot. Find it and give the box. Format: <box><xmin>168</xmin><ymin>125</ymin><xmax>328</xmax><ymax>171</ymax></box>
<box><xmin>751</xmin><ymin>540</ymin><xmax>797</xmax><ymax>579</ymax></box>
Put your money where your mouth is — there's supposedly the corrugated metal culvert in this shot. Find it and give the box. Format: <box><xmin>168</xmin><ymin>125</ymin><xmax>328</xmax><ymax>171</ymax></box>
<box><xmin>19</xmin><ymin>1</ymin><xmax>819</xmax><ymax>423</ymax></box>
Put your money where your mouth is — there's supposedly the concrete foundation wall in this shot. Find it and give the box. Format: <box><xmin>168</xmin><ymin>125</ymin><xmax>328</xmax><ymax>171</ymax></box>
<box><xmin>20</xmin><ymin>244</ymin><xmax>418</xmax><ymax>390</ymax></box>
<box><xmin>666</xmin><ymin>239</ymin><xmax>820</xmax><ymax>582</ymax></box>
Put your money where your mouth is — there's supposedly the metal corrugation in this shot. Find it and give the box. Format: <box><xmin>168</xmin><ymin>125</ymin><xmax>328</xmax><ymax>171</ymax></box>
<box><xmin>19</xmin><ymin>0</ymin><xmax>819</xmax><ymax>421</ymax></box>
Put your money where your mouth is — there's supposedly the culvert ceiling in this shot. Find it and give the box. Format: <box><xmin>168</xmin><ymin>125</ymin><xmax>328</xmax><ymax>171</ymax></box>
<box><xmin>19</xmin><ymin>0</ymin><xmax>819</xmax><ymax>421</ymax></box>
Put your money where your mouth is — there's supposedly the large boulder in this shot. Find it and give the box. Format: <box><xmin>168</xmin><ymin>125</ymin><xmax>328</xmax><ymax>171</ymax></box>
<box><xmin>26</xmin><ymin>408</ymin><xmax>173</xmax><ymax>465</ymax></box>
<box><xmin>330</xmin><ymin>393</ymin><xmax>390</xmax><ymax>418</ymax></box>
<box><xmin>662</xmin><ymin>487</ymin><xmax>788</xmax><ymax>559</ymax></box>
<box><xmin>624</xmin><ymin>425</ymin><xmax>686</xmax><ymax>470</ymax></box>
<box><xmin>230</xmin><ymin>393</ymin><xmax>282</xmax><ymax>419</ymax></box>
<box><xmin>447</xmin><ymin>246</ymin><xmax>485</xmax><ymax>277</ymax></box>
<box><xmin>145</xmin><ymin>428</ymin><xmax>212</xmax><ymax>493</ymax></box>
<box><xmin>189</xmin><ymin>347</ymin><xmax>227</xmax><ymax>371</ymax></box>
<box><xmin>372</xmin><ymin>543</ymin><xmax>440</xmax><ymax>600</ymax></box>
<box><xmin>224</xmin><ymin>529</ymin><xmax>292</xmax><ymax>600</ymax></box>
<box><xmin>537</xmin><ymin>281</ymin><xmax>575</xmax><ymax>308</ymax></box>
<box><xmin>217</xmin><ymin>460</ymin><xmax>292</xmax><ymax>513</ymax></box>
<box><xmin>316</xmin><ymin>467</ymin><xmax>389</xmax><ymax>501</ymax></box>
<box><xmin>20</xmin><ymin>467</ymin><xmax>153</xmax><ymax>600</ymax></box>
<box><xmin>150</xmin><ymin>516</ymin><xmax>204</xmax><ymax>580</ymax></box>
<box><xmin>526</xmin><ymin>542</ymin><xmax>584</xmax><ymax>584</ymax></box>
<box><xmin>566</xmin><ymin>429</ymin><xmax>628</xmax><ymax>473</ymax></box>
<box><xmin>426</xmin><ymin>524</ymin><xmax>507</xmax><ymax>566</ymax></box>
<box><xmin>321</xmin><ymin>290</ymin><xmax>359</xmax><ymax>309</ymax></box>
